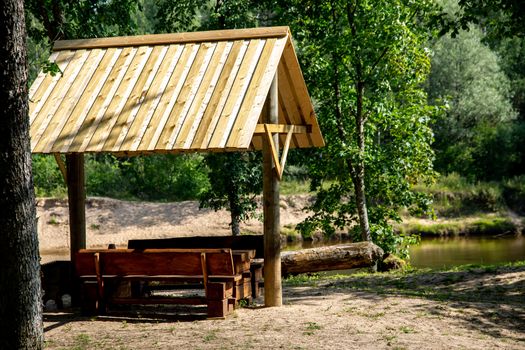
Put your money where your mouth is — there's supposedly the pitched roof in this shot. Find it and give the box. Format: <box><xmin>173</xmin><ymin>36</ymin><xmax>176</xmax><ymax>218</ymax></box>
<box><xmin>29</xmin><ymin>26</ymin><xmax>324</xmax><ymax>155</ymax></box>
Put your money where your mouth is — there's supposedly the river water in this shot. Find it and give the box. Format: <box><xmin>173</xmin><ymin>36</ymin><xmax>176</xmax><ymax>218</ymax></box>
<box><xmin>408</xmin><ymin>234</ymin><xmax>525</xmax><ymax>268</ymax></box>
<box><xmin>284</xmin><ymin>234</ymin><xmax>525</xmax><ymax>269</ymax></box>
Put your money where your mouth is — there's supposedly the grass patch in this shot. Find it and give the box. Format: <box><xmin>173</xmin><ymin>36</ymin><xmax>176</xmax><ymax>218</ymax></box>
<box><xmin>303</xmin><ymin>322</ymin><xmax>322</xmax><ymax>335</ymax></box>
<box><xmin>284</xmin><ymin>273</ymin><xmax>321</xmax><ymax>286</ymax></box>
<box><xmin>398</xmin><ymin>214</ymin><xmax>518</xmax><ymax>236</ymax></box>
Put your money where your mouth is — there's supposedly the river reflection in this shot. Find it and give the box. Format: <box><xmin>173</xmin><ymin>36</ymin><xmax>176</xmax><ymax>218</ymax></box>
<box><xmin>409</xmin><ymin>235</ymin><xmax>525</xmax><ymax>268</ymax></box>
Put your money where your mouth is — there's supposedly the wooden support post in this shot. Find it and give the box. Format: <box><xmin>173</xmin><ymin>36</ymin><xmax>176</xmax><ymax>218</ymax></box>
<box><xmin>66</xmin><ymin>153</ymin><xmax>86</xmax><ymax>263</ymax></box>
<box><xmin>263</xmin><ymin>73</ymin><xmax>282</xmax><ymax>307</ymax></box>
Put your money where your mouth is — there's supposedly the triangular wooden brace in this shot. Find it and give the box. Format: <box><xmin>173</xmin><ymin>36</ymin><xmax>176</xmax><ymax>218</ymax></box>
<box><xmin>264</xmin><ymin>124</ymin><xmax>294</xmax><ymax>181</ymax></box>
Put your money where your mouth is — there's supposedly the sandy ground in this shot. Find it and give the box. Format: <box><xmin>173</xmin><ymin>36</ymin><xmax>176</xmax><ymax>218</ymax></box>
<box><xmin>39</xmin><ymin>196</ymin><xmax>525</xmax><ymax>349</ymax></box>
<box><xmin>37</xmin><ymin>195</ymin><xmax>312</xmax><ymax>262</ymax></box>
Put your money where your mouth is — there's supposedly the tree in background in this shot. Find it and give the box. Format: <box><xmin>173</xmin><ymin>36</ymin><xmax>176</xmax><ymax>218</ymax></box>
<box><xmin>154</xmin><ymin>0</ymin><xmax>265</xmax><ymax>235</ymax></box>
<box><xmin>427</xmin><ymin>20</ymin><xmax>516</xmax><ymax>177</ymax></box>
<box><xmin>0</xmin><ymin>0</ymin><xmax>43</xmax><ymax>348</ymax></box>
<box><xmin>429</xmin><ymin>0</ymin><xmax>524</xmax><ymax>181</ymax></box>
<box><xmin>272</xmin><ymin>0</ymin><xmax>440</xmax><ymax>255</ymax></box>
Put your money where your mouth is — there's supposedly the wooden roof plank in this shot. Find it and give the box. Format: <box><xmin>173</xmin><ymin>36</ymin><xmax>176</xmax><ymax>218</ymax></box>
<box><xmin>125</xmin><ymin>44</ymin><xmax>184</xmax><ymax>152</ymax></box>
<box><xmin>69</xmin><ymin>47</ymin><xmax>136</xmax><ymax>152</ymax></box>
<box><xmin>207</xmin><ymin>39</ymin><xmax>265</xmax><ymax>149</ymax></box>
<box><xmin>277</xmin><ymin>60</ymin><xmax>313</xmax><ymax>148</ymax></box>
<box><xmin>28</xmin><ymin>51</ymin><xmax>60</xmax><ymax>117</ymax></box>
<box><xmin>280</xmin><ymin>39</ymin><xmax>324</xmax><ymax>147</ymax></box>
<box><xmin>29</xmin><ymin>50</ymin><xmax>76</xmax><ymax>127</ymax></box>
<box><xmin>109</xmin><ymin>45</ymin><xmax>168</xmax><ymax>152</ymax></box>
<box><xmin>54</xmin><ymin>48</ymin><xmax>123</xmax><ymax>153</ymax></box>
<box><xmin>195</xmin><ymin>40</ymin><xmax>249</xmax><ymax>150</ymax></box>
<box><xmin>144</xmin><ymin>43</ymin><xmax>199</xmax><ymax>150</ymax></box>
<box><xmin>53</xmin><ymin>27</ymin><xmax>290</xmax><ymax>51</ymax></box>
<box><xmin>86</xmin><ymin>46</ymin><xmax>152</xmax><ymax>152</ymax></box>
<box><xmin>31</xmin><ymin>50</ymin><xmax>91</xmax><ymax>150</ymax></box>
<box><xmin>38</xmin><ymin>49</ymin><xmax>107</xmax><ymax>153</ymax></box>
<box><xmin>189</xmin><ymin>40</ymin><xmax>245</xmax><ymax>150</ymax></box>
<box><xmin>164</xmin><ymin>42</ymin><xmax>218</xmax><ymax>149</ymax></box>
<box><xmin>176</xmin><ymin>41</ymin><xmax>232</xmax><ymax>149</ymax></box>
<box><xmin>153</xmin><ymin>43</ymin><xmax>214</xmax><ymax>150</ymax></box>
<box><xmin>228</xmin><ymin>36</ymin><xmax>287</xmax><ymax>149</ymax></box>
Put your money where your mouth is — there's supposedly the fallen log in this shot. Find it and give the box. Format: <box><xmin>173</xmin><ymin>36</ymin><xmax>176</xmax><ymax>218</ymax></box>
<box><xmin>280</xmin><ymin>242</ymin><xmax>384</xmax><ymax>276</ymax></box>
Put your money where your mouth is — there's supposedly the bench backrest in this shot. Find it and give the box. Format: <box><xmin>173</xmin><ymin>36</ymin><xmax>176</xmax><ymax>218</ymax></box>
<box><xmin>127</xmin><ymin>235</ymin><xmax>264</xmax><ymax>258</ymax></box>
<box><xmin>75</xmin><ymin>248</ymin><xmax>235</xmax><ymax>277</ymax></box>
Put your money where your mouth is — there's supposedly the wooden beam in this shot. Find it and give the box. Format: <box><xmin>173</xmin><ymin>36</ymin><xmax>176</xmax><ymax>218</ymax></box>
<box><xmin>53</xmin><ymin>153</ymin><xmax>67</xmax><ymax>183</ymax></box>
<box><xmin>263</xmin><ymin>73</ymin><xmax>282</xmax><ymax>307</ymax></box>
<box><xmin>262</xmin><ymin>125</ymin><xmax>295</xmax><ymax>181</ymax></box>
<box><xmin>53</xmin><ymin>27</ymin><xmax>290</xmax><ymax>51</ymax></box>
<box><xmin>254</xmin><ymin>124</ymin><xmax>310</xmax><ymax>134</ymax></box>
<box><xmin>66</xmin><ymin>153</ymin><xmax>86</xmax><ymax>263</ymax></box>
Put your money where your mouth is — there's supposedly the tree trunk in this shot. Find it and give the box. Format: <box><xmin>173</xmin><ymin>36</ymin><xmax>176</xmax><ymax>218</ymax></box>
<box><xmin>354</xmin><ymin>80</ymin><xmax>371</xmax><ymax>242</ymax></box>
<box><xmin>0</xmin><ymin>0</ymin><xmax>44</xmax><ymax>348</ymax></box>
<box><xmin>230</xmin><ymin>212</ymin><xmax>241</xmax><ymax>236</ymax></box>
<box><xmin>281</xmin><ymin>242</ymin><xmax>384</xmax><ymax>276</ymax></box>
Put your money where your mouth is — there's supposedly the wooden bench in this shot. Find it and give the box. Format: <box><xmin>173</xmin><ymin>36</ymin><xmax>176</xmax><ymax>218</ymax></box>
<box><xmin>128</xmin><ymin>236</ymin><xmax>265</xmax><ymax>298</ymax></box>
<box><xmin>75</xmin><ymin>248</ymin><xmax>244</xmax><ymax>318</ymax></box>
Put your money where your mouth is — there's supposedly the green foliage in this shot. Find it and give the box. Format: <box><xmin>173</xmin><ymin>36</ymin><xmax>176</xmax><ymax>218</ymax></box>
<box><xmin>278</xmin><ymin>0</ymin><xmax>440</xmax><ymax>254</ymax></box>
<box><xmin>199</xmin><ymin>153</ymin><xmax>262</xmax><ymax>235</ymax></box>
<box><xmin>25</xmin><ymin>0</ymin><xmax>140</xmax><ymax>41</ymax></box>
<box><xmin>414</xmin><ymin>173</ymin><xmax>525</xmax><ymax>216</ymax></box>
<box><xmin>33</xmin><ymin>154</ymin><xmax>210</xmax><ymax>201</ymax></box>
<box><xmin>427</xmin><ymin>18</ymin><xmax>518</xmax><ymax>179</ymax></box>
<box><xmin>32</xmin><ymin>155</ymin><xmax>66</xmax><ymax>197</ymax></box>
<box><xmin>119</xmin><ymin>154</ymin><xmax>209</xmax><ymax>201</ymax></box>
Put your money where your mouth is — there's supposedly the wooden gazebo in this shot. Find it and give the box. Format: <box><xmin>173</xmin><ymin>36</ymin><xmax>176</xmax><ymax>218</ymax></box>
<box><xmin>29</xmin><ymin>26</ymin><xmax>324</xmax><ymax>306</ymax></box>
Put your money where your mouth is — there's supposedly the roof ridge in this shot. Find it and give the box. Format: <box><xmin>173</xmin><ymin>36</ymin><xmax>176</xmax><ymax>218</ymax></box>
<box><xmin>53</xmin><ymin>26</ymin><xmax>290</xmax><ymax>51</ymax></box>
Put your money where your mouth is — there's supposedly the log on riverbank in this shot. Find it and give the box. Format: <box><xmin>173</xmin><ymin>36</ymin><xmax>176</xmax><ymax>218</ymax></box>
<box><xmin>281</xmin><ymin>242</ymin><xmax>384</xmax><ymax>275</ymax></box>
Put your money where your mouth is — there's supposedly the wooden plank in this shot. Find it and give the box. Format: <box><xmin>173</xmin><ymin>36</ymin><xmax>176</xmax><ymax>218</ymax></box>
<box><xmin>108</xmin><ymin>45</ymin><xmax>168</xmax><ymax>152</ymax></box>
<box><xmin>111</xmin><ymin>297</ymin><xmax>207</xmax><ymax>305</ymax></box>
<box><xmin>189</xmin><ymin>40</ymin><xmax>246</xmax><ymax>149</ymax></box>
<box><xmin>28</xmin><ymin>51</ymin><xmax>60</xmax><ymax>114</ymax></box>
<box><xmin>253</xmin><ymin>124</ymin><xmax>309</xmax><ymax>134</ymax></box>
<box><xmin>124</xmin><ymin>44</ymin><xmax>184</xmax><ymax>151</ymax></box>
<box><xmin>278</xmin><ymin>96</ymin><xmax>300</xmax><ymax>149</ymax></box>
<box><xmin>208</xmin><ymin>39</ymin><xmax>265</xmax><ymax>149</ymax></box>
<box><xmin>175</xmin><ymin>41</ymin><xmax>232</xmax><ymax>149</ymax></box>
<box><xmin>52</xmin><ymin>48</ymin><xmax>122</xmax><ymax>153</ymax></box>
<box><xmin>97</xmin><ymin>46</ymin><xmax>157</xmax><ymax>151</ymax></box>
<box><xmin>163</xmin><ymin>42</ymin><xmax>218</xmax><ymax>149</ymax></box>
<box><xmin>37</xmin><ymin>49</ymin><xmax>106</xmax><ymax>153</ymax></box>
<box><xmin>86</xmin><ymin>46</ymin><xmax>152</xmax><ymax>152</ymax></box>
<box><xmin>145</xmin><ymin>43</ymin><xmax>200</xmax><ymax>150</ymax></box>
<box><xmin>135</xmin><ymin>44</ymin><xmax>187</xmax><ymax>150</ymax></box>
<box><xmin>31</xmin><ymin>50</ymin><xmax>91</xmax><ymax>151</ymax></box>
<box><xmin>54</xmin><ymin>26</ymin><xmax>290</xmax><ymax>51</ymax></box>
<box><xmin>30</xmin><ymin>50</ymin><xmax>75</xmax><ymax>127</ymax></box>
<box><xmin>53</xmin><ymin>153</ymin><xmax>67</xmax><ymax>183</ymax></box>
<box><xmin>264</xmin><ymin>123</ymin><xmax>282</xmax><ymax>179</ymax></box>
<box><xmin>228</xmin><ymin>36</ymin><xmax>288</xmax><ymax>149</ymax></box>
<box><xmin>281</xmin><ymin>40</ymin><xmax>324</xmax><ymax>147</ymax></box>
<box><xmin>263</xmin><ymin>74</ymin><xmax>282</xmax><ymax>307</ymax></box>
<box><xmin>277</xmin><ymin>61</ymin><xmax>311</xmax><ymax>148</ymax></box>
<box><xmin>69</xmin><ymin>47</ymin><xmax>137</xmax><ymax>152</ymax></box>
<box><xmin>127</xmin><ymin>235</ymin><xmax>264</xmax><ymax>258</ymax></box>
<box><xmin>201</xmin><ymin>252</ymin><xmax>208</xmax><ymax>295</ymax></box>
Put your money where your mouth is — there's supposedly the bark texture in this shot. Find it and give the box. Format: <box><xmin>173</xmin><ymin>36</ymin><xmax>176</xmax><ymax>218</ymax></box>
<box><xmin>0</xmin><ymin>0</ymin><xmax>44</xmax><ymax>348</ymax></box>
<box><xmin>281</xmin><ymin>242</ymin><xmax>384</xmax><ymax>276</ymax></box>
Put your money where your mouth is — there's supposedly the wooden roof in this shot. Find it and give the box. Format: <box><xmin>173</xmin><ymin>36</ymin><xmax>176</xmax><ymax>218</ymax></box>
<box><xmin>29</xmin><ymin>27</ymin><xmax>324</xmax><ymax>155</ymax></box>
